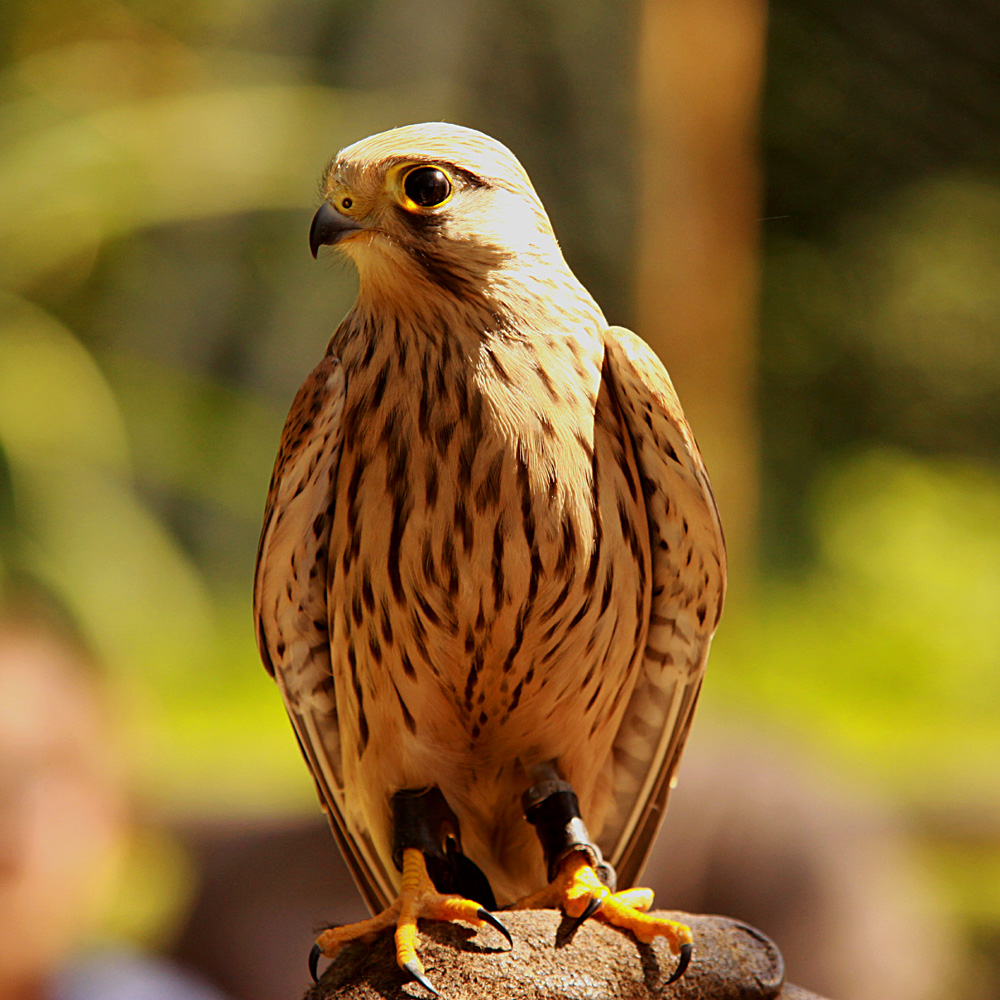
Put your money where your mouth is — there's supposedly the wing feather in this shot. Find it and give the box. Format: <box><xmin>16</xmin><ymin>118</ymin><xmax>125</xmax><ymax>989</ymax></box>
<box><xmin>253</xmin><ymin>353</ymin><xmax>395</xmax><ymax>913</ymax></box>
<box><xmin>599</xmin><ymin>326</ymin><xmax>727</xmax><ymax>889</ymax></box>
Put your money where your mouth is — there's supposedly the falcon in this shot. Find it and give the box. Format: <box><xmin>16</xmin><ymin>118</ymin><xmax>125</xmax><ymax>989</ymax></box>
<box><xmin>254</xmin><ymin>122</ymin><xmax>726</xmax><ymax>992</ymax></box>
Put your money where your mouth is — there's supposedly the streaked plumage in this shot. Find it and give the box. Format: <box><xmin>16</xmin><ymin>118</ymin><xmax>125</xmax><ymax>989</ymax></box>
<box><xmin>254</xmin><ymin>122</ymin><xmax>725</xmax><ymax>916</ymax></box>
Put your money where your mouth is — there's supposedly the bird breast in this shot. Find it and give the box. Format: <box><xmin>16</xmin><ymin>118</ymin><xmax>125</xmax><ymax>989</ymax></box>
<box><xmin>326</xmin><ymin>312</ymin><xmax>651</xmax><ymax>823</ymax></box>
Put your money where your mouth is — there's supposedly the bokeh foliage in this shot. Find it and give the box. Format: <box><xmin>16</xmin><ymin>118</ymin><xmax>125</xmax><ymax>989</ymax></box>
<box><xmin>0</xmin><ymin>0</ymin><xmax>998</xmax><ymax>991</ymax></box>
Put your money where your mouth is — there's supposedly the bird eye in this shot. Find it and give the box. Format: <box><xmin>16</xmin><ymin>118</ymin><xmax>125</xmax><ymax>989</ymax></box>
<box><xmin>402</xmin><ymin>166</ymin><xmax>452</xmax><ymax>208</ymax></box>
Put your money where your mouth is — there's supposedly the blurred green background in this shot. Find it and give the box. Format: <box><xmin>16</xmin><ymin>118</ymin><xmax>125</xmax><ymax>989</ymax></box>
<box><xmin>0</xmin><ymin>1</ymin><xmax>998</xmax><ymax>998</ymax></box>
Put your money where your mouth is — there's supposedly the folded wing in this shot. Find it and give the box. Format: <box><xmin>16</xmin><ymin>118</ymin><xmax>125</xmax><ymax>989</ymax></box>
<box><xmin>253</xmin><ymin>353</ymin><xmax>396</xmax><ymax>912</ymax></box>
<box><xmin>599</xmin><ymin>326</ymin><xmax>727</xmax><ymax>890</ymax></box>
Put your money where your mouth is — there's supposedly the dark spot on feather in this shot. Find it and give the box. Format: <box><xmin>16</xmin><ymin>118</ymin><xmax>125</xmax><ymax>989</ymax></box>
<box><xmin>425</xmin><ymin>458</ymin><xmax>439</xmax><ymax>509</ymax></box>
<box><xmin>542</xmin><ymin>573</ymin><xmax>574</xmax><ymax>621</ymax></box>
<box><xmin>458</xmin><ymin>436</ymin><xmax>475</xmax><ymax>490</ymax></box>
<box><xmin>421</xmin><ymin>535</ymin><xmax>437</xmax><ymax>585</ymax></box>
<box><xmin>371</xmin><ymin>361</ymin><xmax>390</xmax><ymax>407</ymax></box>
<box><xmin>361</xmin><ymin>338</ymin><xmax>376</xmax><ymax>368</ymax></box>
<box><xmin>394</xmin><ymin>681</ymin><xmax>416</xmax><ymax>733</ymax></box>
<box><xmin>527</xmin><ymin>548</ymin><xmax>542</xmax><ymax>607</ymax></box>
<box><xmin>492</xmin><ymin>521</ymin><xmax>505</xmax><ymax>611</ymax></box>
<box><xmin>646</xmin><ymin>646</ymin><xmax>674</xmax><ymax>666</ymax></box>
<box><xmin>464</xmin><ymin>649</ymin><xmax>483</xmax><ymax>710</ymax></box>
<box><xmin>388</xmin><ymin>496</ymin><xmax>410</xmax><ymax>603</ymax></box>
<box><xmin>415</xmin><ymin>591</ymin><xmax>439</xmax><ymax>628</ymax></box>
<box><xmin>357</xmin><ymin>704</ymin><xmax>369</xmax><ymax>752</ymax></box>
<box><xmin>441</xmin><ymin>533</ymin><xmax>458</xmax><ymax>597</ymax></box>
<box><xmin>381</xmin><ymin>603</ymin><xmax>394</xmax><ymax>645</ymax></box>
<box><xmin>508</xmin><ymin>679</ymin><xmax>524</xmax><ymax>713</ymax></box>
<box><xmin>518</xmin><ymin>457</ymin><xmax>535</xmax><ymax>549</ymax></box>
<box><xmin>567</xmin><ymin>594</ymin><xmax>592</xmax><ymax>630</ymax></box>
<box><xmin>502</xmin><ymin>613</ymin><xmax>525</xmax><ymax>673</ymax></box>
<box><xmin>418</xmin><ymin>374</ymin><xmax>431</xmax><ymax>438</ymax></box>
<box><xmin>468</xmin><ymin>389</ymin><xmax>484</xmax><ymax>449</ymax></box>
<box><xmin>484</xmin><ymin>345</ymin><xmax>511</xmax><ymax>383</ymax></box>
<box><xmin>436</xmin><ymin>422</ymin><xmax>455</xmax><ymax>457</ymax></box>
<box><xmin>455</xmin><ymin>378</ymin><xmax>469</xmax><ymax>420</ymax></box>
<box><xmin>621</xmin><ymin>457</ymin><xmax>638</xmax><ymax>503</ymax></box>
<box><xmin>401</xmin><ymin>650</ymin><xmax>416</xmax><ymax>679</ymax></box>
<box><xmin>556</xmin><ymin>518</ymin><xmax>577</xmax><ymax>574</ymax></box>
<box><xmin>599</xmin><ymin>573</ymin><xmax>613</xmax><ymax>616</ymax></box>
<box><xmin>475</xmin><ymin>452</ymin><xmax>503</xmax><ymax>512</ymax></box>
<box><xmin>454</xmin><ymin>497</ymin><xmax>473</xmax><ymax>553</ymax></box>
<box><xmin>535</xmin><ymin>358</ymin><xmax>558</xmax><ymax>400</ymax></box>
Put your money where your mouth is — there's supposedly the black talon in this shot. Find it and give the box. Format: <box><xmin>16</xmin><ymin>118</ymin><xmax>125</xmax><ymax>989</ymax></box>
<box><xmin>564</xmin><ymin>893</ymin><xmax>603</xmax><ymax>936</ymax></box>
<box><xmin>665</xmin><ymin>941</ymin><xmax>693</xmax><ymax>985</ymax></box>
<box><xmin>402</xmin><ymin>959</ymin><xmax>439</xmax><ymax>996</ymax></box>
<box><xmin>476</xmin><ymin>907</ymin><xmax>513</xmax><ymax>949</ymax></box>
<box><xmin>308</xmin><ymin>944</ymin><xmax>324</xmax><ymax>983</ymax></box>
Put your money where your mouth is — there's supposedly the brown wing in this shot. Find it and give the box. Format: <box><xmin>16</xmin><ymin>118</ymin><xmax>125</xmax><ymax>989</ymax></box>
<box><xmin>598</xmin><ymin>326</ymin><xmax>727</xmax><ymax>889</ymax></box>
<box><xmin>253</xmin><ymin>353</ymin><xmax>396</xmax><ymax>913</ymax></box>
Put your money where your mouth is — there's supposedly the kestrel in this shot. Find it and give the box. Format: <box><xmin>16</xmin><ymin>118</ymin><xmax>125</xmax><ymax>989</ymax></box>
<box><xmin>254</xmin><ymin>123</ymin><xmax>726</xmax><ymax>992</ymax></box>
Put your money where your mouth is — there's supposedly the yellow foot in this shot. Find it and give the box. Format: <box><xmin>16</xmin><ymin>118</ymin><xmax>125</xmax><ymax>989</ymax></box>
<box><xmin>310</xmin><ymin>847</ymin><xmax>511</xmax><ymax>993</ymax></box>
<box><xmin>513</xmin><ymin>852</ymin><xmax>693</xmax><ymax>983</ymax></box>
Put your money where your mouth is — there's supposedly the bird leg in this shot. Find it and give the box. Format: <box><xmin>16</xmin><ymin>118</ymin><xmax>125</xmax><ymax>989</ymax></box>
<box><xmin>311</xmin><ymin>787</ymin><xmax>510</xmax><ymax>993</ymax></box>
<box><xmin>512</xmin><ymin>778</ymin><xmax>693</xmax><ymax>984</ymax></box>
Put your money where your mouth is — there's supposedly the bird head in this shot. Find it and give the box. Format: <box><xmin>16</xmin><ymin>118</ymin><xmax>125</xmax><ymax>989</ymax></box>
<box><xmin>309</xmin><ymin>123</ymin><xmax>569</xmax><ymax>301</ymax></box>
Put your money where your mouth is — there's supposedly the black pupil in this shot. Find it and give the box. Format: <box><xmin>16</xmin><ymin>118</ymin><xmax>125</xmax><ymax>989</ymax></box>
<box><xmin>405</xmin><ymin>167</ymin><xmax>450</xmax><ymax>207</ymax></box>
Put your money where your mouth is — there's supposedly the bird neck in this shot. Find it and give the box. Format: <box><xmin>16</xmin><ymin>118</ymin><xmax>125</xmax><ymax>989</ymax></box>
<box><xmin>348</xmin><ymin>249</ymin><xmax>604</xmax><ymax>356</ymax></box>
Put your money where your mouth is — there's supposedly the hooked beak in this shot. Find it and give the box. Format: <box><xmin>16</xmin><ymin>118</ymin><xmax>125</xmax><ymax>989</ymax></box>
<box><xmin>309</xmin><ymin>201</ymin><xmax>364</xmax><ymax>258</ymax></box>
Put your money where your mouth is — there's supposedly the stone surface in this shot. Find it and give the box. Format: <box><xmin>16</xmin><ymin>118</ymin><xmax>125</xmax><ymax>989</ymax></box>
<box><xmin>304</xmin><ymin>909</ymin><xmax>831</xmax><ymax>1000</ymax></box>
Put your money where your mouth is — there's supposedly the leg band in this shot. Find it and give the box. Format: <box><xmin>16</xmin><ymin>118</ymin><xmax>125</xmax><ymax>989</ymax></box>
<box><xmin>391</xmin><ymin>787</ymin><xmax>459</xmax><ymax>871</ymax></box>
<box><xmin>522</xmin><ymin>779</ymin><xmax>617</xmax><ymax>890</ymax></box>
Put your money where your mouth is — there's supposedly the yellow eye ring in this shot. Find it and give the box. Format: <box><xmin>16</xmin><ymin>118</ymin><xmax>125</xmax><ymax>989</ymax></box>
<box><xmin>399</xmin><ymin>165</ymin><xmax>453</xmax><ymax>211</ymax></box>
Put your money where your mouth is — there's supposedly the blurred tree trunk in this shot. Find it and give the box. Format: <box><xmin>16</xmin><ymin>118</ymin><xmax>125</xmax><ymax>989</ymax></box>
<box><xmin>636</xmin><ymin>0</ymin><xmax>766</xmax><ymax>586</ymax></box>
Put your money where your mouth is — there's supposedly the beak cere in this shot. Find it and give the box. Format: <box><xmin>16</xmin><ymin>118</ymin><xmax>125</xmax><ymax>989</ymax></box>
<box><xmin>309</xmin><ymin>201</ymin><xmax>364</xmax><ymax>258</ymax></box>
